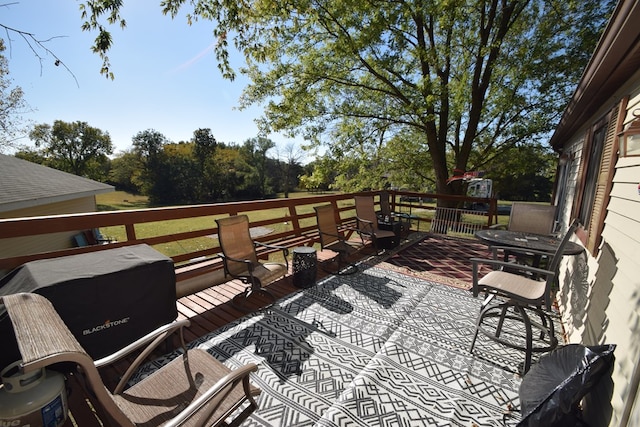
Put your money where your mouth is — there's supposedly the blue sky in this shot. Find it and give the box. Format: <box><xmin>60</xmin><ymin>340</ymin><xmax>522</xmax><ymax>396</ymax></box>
<box><xmin>4</xmin><ymin>1</ymin><xmax>303</xmax><ymax>156</ymax></box>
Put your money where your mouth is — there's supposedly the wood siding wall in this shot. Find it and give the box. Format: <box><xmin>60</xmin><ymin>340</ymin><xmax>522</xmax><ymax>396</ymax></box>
<box><xmin>0</xmin><ymin>197</ymin><xmax>98</xmax><ymax>266</ymax></box>
<box><xmin>558</xmin><ymin>85</ymin><xmax>640</xmax><ymax>427</ymax></box>
<box><xmin>608</xmin><ymin>88</ymin><xmax>640</xmax><ymax>426</ymax></box>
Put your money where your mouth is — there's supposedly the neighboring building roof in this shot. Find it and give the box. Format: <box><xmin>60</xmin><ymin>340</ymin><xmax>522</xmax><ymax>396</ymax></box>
<box><xmin>0</xmin><ymin>154</ymin><xmax>114</xmax><ymax>213</ymax></box>
<box><xmin>550</xmin><ymin>0</ymin><xmax>640</xmax><ymax>150</ymax></box>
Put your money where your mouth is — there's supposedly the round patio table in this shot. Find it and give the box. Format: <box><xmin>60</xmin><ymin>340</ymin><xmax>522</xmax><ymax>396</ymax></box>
<box><xmin>475</xmin><ymin>229</ymin><xmax>584</xmax><ymax>255</ymax></box>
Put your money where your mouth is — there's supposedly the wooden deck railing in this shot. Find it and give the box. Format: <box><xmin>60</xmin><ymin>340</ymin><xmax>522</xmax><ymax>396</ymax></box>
<box><xmin>0</xmin><ymin>190</ymin><xmax>498</xmax><ymax>296</ymax></box>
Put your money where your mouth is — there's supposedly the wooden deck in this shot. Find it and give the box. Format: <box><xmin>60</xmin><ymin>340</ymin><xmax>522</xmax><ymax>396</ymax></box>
<box><xmin>62</xmin><ymin>233</ymin><xmax>490</xmax><ymax>426</ymax></box>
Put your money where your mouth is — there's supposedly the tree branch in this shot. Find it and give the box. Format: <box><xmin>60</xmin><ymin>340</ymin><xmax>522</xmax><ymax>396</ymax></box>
<box><xmin>0</xmin><ymin>22</ymin><xmax>79</xmax><ymax>87</ymax></box>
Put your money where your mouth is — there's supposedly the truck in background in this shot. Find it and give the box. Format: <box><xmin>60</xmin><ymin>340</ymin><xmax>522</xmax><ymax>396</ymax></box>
<box><xmin>466</xmin><ymin>178</ymin><xmax>493</xmax><ymax>199</ymax></box>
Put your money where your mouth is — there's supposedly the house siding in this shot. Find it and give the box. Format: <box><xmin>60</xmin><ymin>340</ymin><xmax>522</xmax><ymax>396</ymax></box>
<box><xmin>604</xmin><ymin>155</ymin><xmax>640</xmax><ymax>426</ymax></box>
<box><xmin>557</xmin><ymin>92</ymin><xmax>640</xmax><ymax>425</ymax></box>
<box><xmin>0</xmin><ymin>196</ymin><xmax>98</xmax><ymax>275</ymax></box>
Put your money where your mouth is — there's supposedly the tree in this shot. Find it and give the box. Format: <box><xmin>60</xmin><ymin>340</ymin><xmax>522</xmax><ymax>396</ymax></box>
<box><xmin>487</xmin><ymin>142</ymin><xmax>556</xmax><ymax>201</ymax></box>
<box><xmin>131</xmin><ymin>129</ymin><xmax>170</xmax><ymax>203</ymax></box>
<box><xmin>130</xmin><ymin>130</ymin><xmax>220</xmax><ymax>205</ymax></box>
<box><xmin>158</xmin><ymin>143</ymin><xmax>201</xmax><ymax>205</ymax></box>
<box><xmin>277</xmin><ymin>142</ymin><xmax>304</xmax><ymax>197</ymax></box>
<box><xmin>28</xmin><ymin>120</ymin><xmax>113</xmax><ymax>179</ymax></box>
<box><xmin>299</xmin><ymin>158</ymin><xmax>336</xmax><ymax>192</ymax></box>
<box><xmin>0</xmin><ymin>39</ymin><xmax>29</xmax><ymax>152</ymax></box>
<box><xmin>382</xmin><ymin>128</ymin><xmax>436</xmax><ymax>191</ymax></box>
<box><xmin>215</xmin><ymin>144</ymin><xmax>243</xmax><ymax>200</ymax></box>
<box><xmin>192</xmin><ymin>128</ymin><xmax>217</xmax><ymax>168</ymax></box>
<box><xmin>82</xmin><ymin>0</ymin><xmax>614</xmax><ymax>198</ymax></box>
<box><xmin>238</xmin><ymin>137</ymin><xmax>276</xmax><ymax>198</ymax></box>
<box><xmin>108</xmin><ymin>149</ymin><xmax>144</xmax><ymax>194</ymax></box>
<box><xmin>1</xmin><ymin>10</ymin><xmax>77</xmax><ymax>84</ymax></box>
<box><xmin>132</xmin><ymin>128</ymin><xmax>167</xmax><ymax>161</ymax></box>
<box><xmin>192</xmin><ymin>128</ymin><xmax>219</xmax><ymax>200</ymax></box>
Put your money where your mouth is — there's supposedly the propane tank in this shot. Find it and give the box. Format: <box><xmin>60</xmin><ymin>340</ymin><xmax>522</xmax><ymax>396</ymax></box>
<box><xmin>0</xmin><ymin>361</ymin><xmax>68</xmax><ymax>427</ymax></box>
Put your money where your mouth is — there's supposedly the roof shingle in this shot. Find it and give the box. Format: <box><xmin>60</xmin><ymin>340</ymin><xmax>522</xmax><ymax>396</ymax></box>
<box><xmin>0</xmin><ymin>154</ymin><xmax>114</xmax><ymax>213</ymax></box>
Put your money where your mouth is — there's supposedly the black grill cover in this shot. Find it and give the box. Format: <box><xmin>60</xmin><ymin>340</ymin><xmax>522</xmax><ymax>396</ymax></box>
<box><xmin>0</xmin><ymin>244</ymin><xmax>177</xmax><ymax>369</ymax></box>
<box><xmin>518</xmin><ymin>344</ymin><xmax>616</xmax><ymax>426</ymax></box>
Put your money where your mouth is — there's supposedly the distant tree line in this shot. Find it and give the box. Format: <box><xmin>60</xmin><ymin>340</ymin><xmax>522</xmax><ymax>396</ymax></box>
<box><xmin>16</xmin><ymin>120</ymin><xmax>309</xmax><ymax>206</ymax></box>
<box><xmin>4</xmin><ymin>0</ymin><xmax>611</xmax><ymax>204</ymax></box>
<box><xmin>14</xmin><ymin>118</ymin><xmax>557</xmax><ymax>203</ymax></box>
<box><xmin>81</xmin><ymin>0</ymin><xmax>613</xmax><ymax>204</ymax></box>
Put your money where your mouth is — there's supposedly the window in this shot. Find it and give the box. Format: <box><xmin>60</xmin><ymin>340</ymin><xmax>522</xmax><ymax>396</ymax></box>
<box><xmin>578</xmin><ymin>124</ymin><xmax>606</xmax><ymax>227</ymax></box>
<box><xmin>571</xmin><ymin>102</ymin><xmax>621</xmax><ymax>254</ymax></box>
<box><xmin>553</xmin><ymin>152</ymin><xmax>573</xmax><ymax>228</ymax></box>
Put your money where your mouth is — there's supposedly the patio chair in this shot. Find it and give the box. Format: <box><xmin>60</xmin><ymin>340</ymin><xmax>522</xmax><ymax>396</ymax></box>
<box><xmin>1</xmin><ymin>292</ymin><xmax>261</xmax><ymax>427</ymax></box>
<box><xmin>469</xmin><ymin>219</ymin><xmax>581</xmax><ymax>374</ymax></box>
<box><xmin>314</xmin><ymin>204</ymin><xmax>360</xmax><ymax>275</ymax></box>
<box><xmin>492</xmin><ymin>202</ymin><xmax>557</xmax><ymax>235</ymax></box>
<box><xmin>216</xmin><ymin>215</ymin><xmax>289</xmax><ymax>308</ymax></box>
<box><xmin>354</xmin><ymin>195</ymin><xmax>398</xmax><ymax>253</ymax></box>
<box><xmin>379</xmin><ymin>191</ymin><xmax>412</xmax><ymax>237</ymax></box>
<box><xmin>73</xmin><ymin>228</ymin><xmax>115</xmax><ymax>247</ymax></box>
<box><xmin>490</xmin><ymin>203</ymin><xmax>558</xmax><ymax>269</ymax></box>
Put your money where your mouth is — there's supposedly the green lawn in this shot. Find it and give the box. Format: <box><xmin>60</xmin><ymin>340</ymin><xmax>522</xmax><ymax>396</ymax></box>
<box><xmin>94</xmin><ymin>190</ymin><xmax>344</xmax><ymax>258</ymax></box>
<box><xmin>94</xmin><ymin>190</ymin><xmax>511</xmax><ymax>258</ymax></box>
<box><xmin>96</xmin><ymin>192</ymin><xmax>150</xmax><ymax>211</ymax></box>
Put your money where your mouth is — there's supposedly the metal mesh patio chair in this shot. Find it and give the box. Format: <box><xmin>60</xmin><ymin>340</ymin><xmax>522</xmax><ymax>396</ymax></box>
<box><xmin>216</xmin><ymin>215</ymin><xmax>289</xmax><ymax>308</ymax></box>
<box><xmin>354</xmin><ymin>195</ymin><xmax>397</xmax><ymax>253</ymax></box>
<box><xmin>379</xmin><ymin>191</ymin><xmax>412</xmax><ymax>237</ymax></box>
<box><xmin>469</xmin><ymin>219</ymin><xmax>581</xmax><ymax>374</ymax></box>
<box><xmin>490</xmin><ymin>203</ymin><xmax>558</xmax><ymax>269</ymax></box>
<box><xmin>492</xmin><ymin>202</ymin><xmax>557</xmax><ymax>235</ymax></box>
<box><xmin>1</xmin><ymin>292</ymin><xmax>261</xmax><ymax>427</ymax></box>
<box><xmin>314</xmin><ymin>204</ymin><xmax>360</xmax><ymax>275</ymax></box>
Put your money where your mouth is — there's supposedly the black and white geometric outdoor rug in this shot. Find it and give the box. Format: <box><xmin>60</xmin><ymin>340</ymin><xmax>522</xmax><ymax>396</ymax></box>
<box><xmin>134</xmin><ymin>264</ymin><xmax>561</xmax><ymax>426</ymax></box>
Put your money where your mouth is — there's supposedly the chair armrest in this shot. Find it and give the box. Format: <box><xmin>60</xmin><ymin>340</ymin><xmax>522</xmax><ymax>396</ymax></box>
<box><xmin>254</xmin><ymin>241</ymin><xmax>290</xmax><ymax>257</ymax></box>
<box><xmin>218</xmin><ymin>253</ymin><xmax>259</xmax><ymax>280</ymax></box>
<box><xmin>320</xmin><ymin>230</ymin><xmax>347</xmax><ymax>242</ymax></box>
<box><xmin>489</xmin><ymin>245</ymin><xmax>555</xmax><ymax>260</ymax></box>
<box><xmin>471</xmin><ymin>257</ymin><xmax>555</xmax><ymax>276</ymax></box>
<box><xmin>356</xmin><ymin>216</ymin><xmax>374</xmax><ymax>225</ymax></box>
<box><xmin>254</xmin><ymin>241</ymin><xmax>289</xmax><ymax>268</ymax></box>
<box><xmin>163</xmin><ymin>362</ymin><xmax>259</xmax><ymax>427</ymax></box>
<box><xmin>94</xmin><ymin>320</ymin><xmax>190</xmax><ymax>368</ymax></box>
<box><xmin>219</xmin><ymin>253</ymin><xmax>254</xmax><ymax>265</ymax></box>
<box><xmin>356</xmin><ymin>217</ymin><xmax>375</xmax><ymax>234</ymax></box>
<box><xmin>94</xmin><ymin>319</ymin><xmax>191</xmax><ymax>393</ymax></box>
<box><xmin>337</xmin><ymin>225</ymin><xmax>359</xmax><ymax>236</ymax></box>
<box><xmin>489</xmin><ymin>224</ymin><xmax>507</xmax><ymax>230</ymax></box>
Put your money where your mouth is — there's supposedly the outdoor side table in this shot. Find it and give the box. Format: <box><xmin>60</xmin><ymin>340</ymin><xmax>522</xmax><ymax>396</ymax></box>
<box><xmin>377</xmin><ymin>221</ymin><xmax>401</xmax><ymax>249</ymax></box>
<box><xmin>292</xmin><ymin>246</ymin><xmax>317</xmax><ymax>288</ymax></box>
